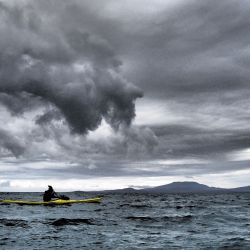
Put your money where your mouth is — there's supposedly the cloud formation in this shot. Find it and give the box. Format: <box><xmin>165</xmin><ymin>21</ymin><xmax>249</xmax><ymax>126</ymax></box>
<box><xmin>1</xmin><ymin>0</ymin><xmax>250</xmax><ymax>189</ymax></box>
<box><xmin>0</xmin><ymin>0</ymin><xmax>142</xmax><ymax>135</ymax></box>
<box><xmin>117</xmin><ymin>0</ymin><xmax>250</xmax><ymax>100</ymax></box>
<box><xmin>0</xmin><ymin>129</ymin><xmax>24</xmax><ymax>157</ymax></box>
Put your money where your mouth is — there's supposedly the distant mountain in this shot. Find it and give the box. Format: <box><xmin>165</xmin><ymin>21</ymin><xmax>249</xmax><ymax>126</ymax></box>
<box><xmin>84</xmin><ymin>182</ymin><xmax>250</xmax><ymax>194</ymax></box>
<box><xmin>101</xmin><ymin>187</ymin><xmax>138</xmax><ymax>194</ymax></box>
<box><xmin>229</xmin><ymin>186</ymin><xmax>250</xmax><ymax>192</ymax></box>
<box><xmin>142</xmin><ymin>181</ymin><xmax>222</xmax><ymax>193</ymax></box>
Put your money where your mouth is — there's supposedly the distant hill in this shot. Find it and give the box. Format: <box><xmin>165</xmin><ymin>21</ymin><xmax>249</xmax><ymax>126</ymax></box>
<box><xmin>87</xmin><ymin>181</ymin><xmax>250</xmax><ymax>194</ymax></box>
<box><xmin>229</xmin><ymin>186</ymin><xmax>250</xmax><ymax>192</ymax></box>
<box><xmin>142</xmin><ymin>181</ymin><xmax>222</xmax><ymax>193</ymax></box>
<box><xmin>100</xmin><ymin>187</ymin><xmax>139</xmax><ymax>194</ymax></box>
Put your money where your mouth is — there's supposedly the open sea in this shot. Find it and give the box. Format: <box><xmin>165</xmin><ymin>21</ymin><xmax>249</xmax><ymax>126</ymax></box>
<box><xmin>0</xmin><ymin>192</ymin><xmax>249</xmax><ymax>249</ymax></box>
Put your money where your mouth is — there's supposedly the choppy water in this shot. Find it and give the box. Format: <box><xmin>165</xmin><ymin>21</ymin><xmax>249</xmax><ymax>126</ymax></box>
<box><xmin>0</xmin><ymin>192</ymin><xmax>249</xmax><ymax>249</ymax></box>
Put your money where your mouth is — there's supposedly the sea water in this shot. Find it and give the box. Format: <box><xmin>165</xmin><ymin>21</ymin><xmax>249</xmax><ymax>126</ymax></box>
<box><xmin>0</xmin><ymin>192</ymin><xmax>249</xmax><ymax>249</ymax></box>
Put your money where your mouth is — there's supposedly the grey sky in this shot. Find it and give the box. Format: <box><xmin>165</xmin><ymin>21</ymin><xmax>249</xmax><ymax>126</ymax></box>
<box><xmin>0</xmin><ymin>0</ymin><xmax>250</xmax><ymax>190</ymax></box>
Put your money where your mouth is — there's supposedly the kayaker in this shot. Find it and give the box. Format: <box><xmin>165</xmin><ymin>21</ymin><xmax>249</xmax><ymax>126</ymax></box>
<box><xmin>43</xmin><ymin>185</ymin><xmax>59</xmax><ymax>202</ymax></box>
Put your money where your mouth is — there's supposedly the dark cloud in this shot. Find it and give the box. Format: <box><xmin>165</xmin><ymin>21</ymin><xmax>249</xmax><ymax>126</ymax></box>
<box><xmin>0</xmin><ymin>92</ymin><xmax>42</xmax><ymax>115</ymax></box>
<box><xmin>0</xmin><ymin>0</ymin><xmax>250</xmax><ymax>187</ymax></box>
<box><xmin>151</xmin><ymin>125</ymin><xmax>250</xmax><ymax>160</ymax></box>
<box><xmin>3</xmin><ymin>157</ymin><xmax>250</xmax><ymax>179</ymax></box>
<box><xmin>0</xmin><ymin>0</ymin><xmax>142</xmax><ymax>134</ymax></box>
<box><xmin>0</xmin><ymin>129</ymin><xmax>25</xmax><ymax>157</ymax></box>
<box><xmin>115</xmin><ymin>0</ymin><xmax>250</xmax><ymax>103</ymax></box>
<box><xmin>35</xmin><ymin>109</ymin><xmax>62</xmax><ymax>125</ymax></box>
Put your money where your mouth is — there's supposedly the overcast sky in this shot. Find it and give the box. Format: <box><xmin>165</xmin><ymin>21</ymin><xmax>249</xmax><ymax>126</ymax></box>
<box><xmin>1</xmin><ymin>0</ymin><xmax>250</xmax><ymax>191</ymax></box>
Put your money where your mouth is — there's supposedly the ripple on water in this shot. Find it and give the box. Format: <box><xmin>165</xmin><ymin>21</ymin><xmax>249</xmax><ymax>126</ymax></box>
<box><xmin>0</xmin><ymin>218</ymin><xmax>29</xmax><ymax>228</ymax></box>
<box><xmin>0</xmin><ymin>192</ymin><xmax>249</xmax><ymax>249</ymax></box>
<box><xmin>51</xmin><ymin>218</ymin><xmax>95</xmax><ymax>226</ymax></box>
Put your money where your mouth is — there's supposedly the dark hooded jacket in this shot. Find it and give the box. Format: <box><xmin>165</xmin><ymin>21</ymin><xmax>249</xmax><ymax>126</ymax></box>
<box><xmin>43</xmin><ymin>186</ymin><xmax>58</xmax><ymax>202</ymax></box>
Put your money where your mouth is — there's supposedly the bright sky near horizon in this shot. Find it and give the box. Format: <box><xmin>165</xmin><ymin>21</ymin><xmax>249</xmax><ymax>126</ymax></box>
<box><xmin>0</xmin><ymin>0</ymin><xmax>250</xmax><ymax>191</ymax></box>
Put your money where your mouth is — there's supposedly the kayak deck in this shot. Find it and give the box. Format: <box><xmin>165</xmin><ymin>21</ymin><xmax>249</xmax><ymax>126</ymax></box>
<box><xmin>0</xmin><ymin>197</ymin><xmax>101</xmax><ymax>205</ymax></box>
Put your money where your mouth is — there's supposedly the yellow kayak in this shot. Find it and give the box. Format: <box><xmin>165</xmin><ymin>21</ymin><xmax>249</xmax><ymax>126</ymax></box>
<box><xmin>0</xmin><ymin>197</ymin><xmax>101</xmax><ymax>205</ymax></box>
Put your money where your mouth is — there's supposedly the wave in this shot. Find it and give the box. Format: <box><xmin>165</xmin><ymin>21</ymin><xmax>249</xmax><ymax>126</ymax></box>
<box><xmin>126</xmin><ymin>215</ymin><xmax>193</xmax><ymax>223</ymax></box>
<box><xmin>50</xmin><ymin>218</ymin><xmax>95</xmax><ymax>226</ymax></box>
<box><xmin>0</xmin><ymin>218</ymin><xmax>29</xmax><ymax>228</ymax></box>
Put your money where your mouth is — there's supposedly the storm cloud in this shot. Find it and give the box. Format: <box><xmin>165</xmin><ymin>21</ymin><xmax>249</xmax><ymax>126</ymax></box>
<box><xmin>1</xmin><ymin>0</ymin><xmax>250</xmax><ymax>190</ymax></box>
<box><xmin>117</xmin><ymin>0</ymin><xmax>250</xmax><ymax>99</ymax></box>
<box><xmin>0</xmin><ymin>129</ymin><xmax>24</xmax><ymax>157</ymax></box>
<box><xmin>0</xmin><ymin>0</ymin><xmax>142</xmax><ymax>135</ymax></box>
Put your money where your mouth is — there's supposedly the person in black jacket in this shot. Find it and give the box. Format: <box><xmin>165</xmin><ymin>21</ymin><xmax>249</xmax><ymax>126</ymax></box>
<box><xmin>43</xmin><ymin>185</ymin><xmax>59</xmax><ymax>202</ymax></box>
